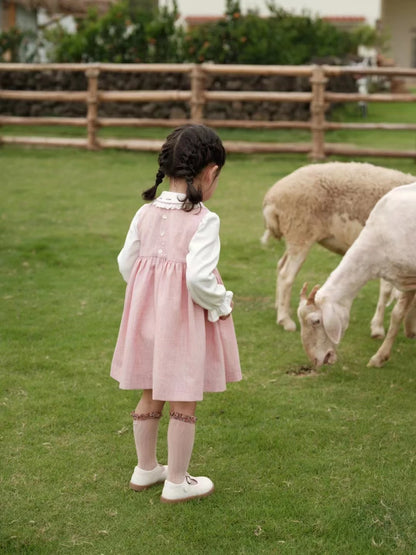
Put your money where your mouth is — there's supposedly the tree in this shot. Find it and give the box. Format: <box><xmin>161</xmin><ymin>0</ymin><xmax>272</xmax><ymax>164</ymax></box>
<box><xmin>46</xmin><ymin>0</ymin><xmax>179</xmax><ymax>63</ymax></box>
<box><xmin>128</xmin><ymin>0</ymin><xmax>158</xmax><ymax>14</ymax></box>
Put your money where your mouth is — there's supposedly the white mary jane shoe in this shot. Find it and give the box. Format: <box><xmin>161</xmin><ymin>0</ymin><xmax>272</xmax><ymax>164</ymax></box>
<box><xmin>129</xmin><ymin>464</ymin><xmax>168</xmax><ymax>491</ymax></box>
<box><xmin>160</xmin><ymin>474</ymin><xmax>214</xmax><ymax>503</ymax></box>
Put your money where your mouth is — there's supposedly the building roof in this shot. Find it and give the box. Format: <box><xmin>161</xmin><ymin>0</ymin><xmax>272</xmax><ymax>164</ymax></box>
<box><xmin>322</xmin><ymin>16</ymin><xmax>366</xmax><ymax>23</ymax></box>
<box><xmin>184</xmin><ymin>15</ymin><xmax>225</xmax><ymax>26</ymax></box>
<box><xmin>322</xmin><ymin>16</ymin><xmax>367</xmax><ymax>31</ymax></box>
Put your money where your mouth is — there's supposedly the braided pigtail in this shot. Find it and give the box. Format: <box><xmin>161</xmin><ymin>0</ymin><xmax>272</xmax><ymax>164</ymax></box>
<box><xmin>183</xmin><ymin>174</ymin><xmax>202</xmax><ymax>212</ymax></box>
<box><xmin>142</xmin><ymin>169</ymin><xmax>165</xmax><ymax>201</ymax></box>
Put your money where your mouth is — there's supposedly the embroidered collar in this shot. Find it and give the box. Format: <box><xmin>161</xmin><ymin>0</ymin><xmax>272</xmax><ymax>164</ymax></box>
<box><xmin>153</xmin><ymin>190</ymin><xmax>186</xmax><ymax>209</ymax></box>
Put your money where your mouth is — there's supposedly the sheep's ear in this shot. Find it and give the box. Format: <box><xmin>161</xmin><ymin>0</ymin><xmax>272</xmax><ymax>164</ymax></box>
<box><xmin>321</xmin><ymin>303</ymin><xmax>343</xmax><ymax>345</ymax></box>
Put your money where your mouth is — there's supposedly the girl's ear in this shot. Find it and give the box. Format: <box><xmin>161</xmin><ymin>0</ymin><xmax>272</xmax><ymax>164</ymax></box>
<box><xmin>204</xmin><ymin>164</ymin><xmax>219</xmax><ymax>183</ymax></box>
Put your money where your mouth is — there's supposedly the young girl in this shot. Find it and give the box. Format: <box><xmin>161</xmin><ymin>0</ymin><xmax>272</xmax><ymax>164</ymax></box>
<box><xmin>111</xmin><ymin>124</ymin><xmax>242</xmax><ymax>503</ymax></box>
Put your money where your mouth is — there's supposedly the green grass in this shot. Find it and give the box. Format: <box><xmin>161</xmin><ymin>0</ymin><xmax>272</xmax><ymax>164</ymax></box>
<box><xmin>1</xmin><ymin>138</ymin><xmax>416</xmax><ymax>554</ymax></box>
<box><xmin>327</xmin><ymin>101</ymin><xmax>416</xmax><ymax>150</ymax></box>
<box><xmin>0</xmin><ymin>123</ymin><xmax>312</xmax><ymax>144</ymax></box>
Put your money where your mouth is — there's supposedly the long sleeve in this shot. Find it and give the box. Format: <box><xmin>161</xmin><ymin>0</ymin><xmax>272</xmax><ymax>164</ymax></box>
<box><xmin>117</xmin><ymin>205</ymin><xmax>147</xmax><ymax>282</ymax></box>
<box><xmin>186</xmin><ymin>211</ymin><xmax>233</xmax><ymax>322</ymax></box>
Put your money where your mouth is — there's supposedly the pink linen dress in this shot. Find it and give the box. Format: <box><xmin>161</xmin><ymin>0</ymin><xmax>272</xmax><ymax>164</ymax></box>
<box><xmin>111</xmin><ymin>191</ymin><xmax>242</xmax><ymax>401</ymax></box>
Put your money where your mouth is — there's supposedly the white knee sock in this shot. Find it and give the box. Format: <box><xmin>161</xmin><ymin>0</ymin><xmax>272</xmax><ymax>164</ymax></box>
<box><xmin>167</xmin><ymin>412</ymin><xmax>196</xmax><ymax>484</ymax></box>
<box><xmin>131</xmin><ymin>411</ymin><xmax>162</xmax><ymax>471</ymax></box>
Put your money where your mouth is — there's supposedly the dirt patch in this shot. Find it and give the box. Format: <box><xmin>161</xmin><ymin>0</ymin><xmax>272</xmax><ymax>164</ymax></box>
<box><xmin>286</xmin><ymin>365</ymin><xmax>318</xmax><ymax>377</ymax></box>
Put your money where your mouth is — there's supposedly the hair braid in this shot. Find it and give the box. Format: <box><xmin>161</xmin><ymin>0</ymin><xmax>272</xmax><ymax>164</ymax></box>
<box><xmin>142</xmin><ymin>168</ymin><xmax>165</xmax><ymax>201</ymax></box>
<box><xmin>183</xmin><ymin>174</ymin><xmax>202</xmax><ymax>212</ymax></box>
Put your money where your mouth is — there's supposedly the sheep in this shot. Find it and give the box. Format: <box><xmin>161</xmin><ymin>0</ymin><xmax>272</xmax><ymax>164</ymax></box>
<box><xmin>262</xmin><ymin>162</ymin><xmax>416</xmax><ymax>335</ymax></box>
<box><xmin>297</xmin><ymin>182</ymin><xmax>416</xmax><ymax>368</ymax></box>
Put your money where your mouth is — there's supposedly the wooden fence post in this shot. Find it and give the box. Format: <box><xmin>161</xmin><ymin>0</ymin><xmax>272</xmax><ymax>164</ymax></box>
<box><xmin>86</xmin><ymin>67</ymin><xmax>100</xmax><ymax>150</ymax></box>
<box><xmin>309</xmin><ymin>65</ymin><xmax>327</xmax><ymax>161</ymax></box>
<box><xmin>190</xmin><ymin>64</ymin><xmax>205</xmax><ymax>122</ymax></box>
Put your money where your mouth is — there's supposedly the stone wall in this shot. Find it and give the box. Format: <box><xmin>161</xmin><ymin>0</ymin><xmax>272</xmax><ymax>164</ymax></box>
<box><xmin>0</xmin><ymin>68</ymin><xmax>356</xmax><ymax>120</ymax></box>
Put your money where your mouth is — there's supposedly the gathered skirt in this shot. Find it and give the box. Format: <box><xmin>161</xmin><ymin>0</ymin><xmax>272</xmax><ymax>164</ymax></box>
<box><xmin>111</xmin><ymin>256</ymin><xmax>242</xmax><ymax>401</ymax></box>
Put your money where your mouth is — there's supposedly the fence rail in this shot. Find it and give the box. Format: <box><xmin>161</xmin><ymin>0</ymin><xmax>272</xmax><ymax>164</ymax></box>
<box><xmin>1</xmin><ymin>62</ymin><xmax>416</xmax><ymax>159</ymax></box>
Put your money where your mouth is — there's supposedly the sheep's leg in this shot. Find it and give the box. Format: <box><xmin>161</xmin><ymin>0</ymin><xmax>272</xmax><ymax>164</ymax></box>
<box><xmin>367</xmin><ymin>291</ymin><xmax>415</xmax><ymax>368</ymax></box>
<box><xmin>404</xmin><ymin>295</ymin><xmax>416</xmax><ymax>338</ymax></box>
<box><xmin>370</xmin><ymin>279</ymin><xmax>394</xmax><ymax>339</ymax></box>
<box><xmin>276</xmin><ymin>246</ymin><xmax>309</xmax><ymax>331</ymax></box>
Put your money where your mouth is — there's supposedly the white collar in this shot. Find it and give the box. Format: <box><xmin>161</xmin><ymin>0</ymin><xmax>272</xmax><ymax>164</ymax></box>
<box><xmin>153</xmin><ymin>190</ymin><xmax>186</xmax><ymax>209</ymax></box>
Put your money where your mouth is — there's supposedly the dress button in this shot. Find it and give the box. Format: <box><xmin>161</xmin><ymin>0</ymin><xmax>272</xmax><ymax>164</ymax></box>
<box><xmin>158</xmin><ymin>249</ymin><xmax>163</xmax><ymax>255</ymax></box>
<box><xmin>160</xmin><ymin>231</ymin><xmax>165</xmax><ymax>236</ymax></box>
<box><xmin>162</xmin><ymin>215</ymin><xmax>167</xmax><ymax>220</ymax></box>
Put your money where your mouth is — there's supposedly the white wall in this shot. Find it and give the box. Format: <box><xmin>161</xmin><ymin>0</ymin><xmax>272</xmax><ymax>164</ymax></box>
<box><xmin>382</xmin><ymin>0</ymin><xmax>416</xmax><ymax>67</ymax></box>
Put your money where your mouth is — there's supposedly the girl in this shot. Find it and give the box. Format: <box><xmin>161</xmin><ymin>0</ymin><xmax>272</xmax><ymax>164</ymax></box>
<box><xmin>111</xmin><ymin>124</ymin><xmax>242</xmax><ymax>503</ymax></box>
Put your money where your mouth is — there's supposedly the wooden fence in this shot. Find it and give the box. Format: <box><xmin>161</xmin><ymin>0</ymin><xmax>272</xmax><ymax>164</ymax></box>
<box><xmin>1</xmin><ymin>62</ymin><xmax>416</xmax><ymax>159</ymax></box>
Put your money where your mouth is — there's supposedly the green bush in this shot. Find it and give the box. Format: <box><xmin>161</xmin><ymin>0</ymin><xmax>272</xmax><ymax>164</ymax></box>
<box><xmin>43</xmin><ymin>0</ymin><xmax>377</xmax><ymax>64</ymax></box>
<box><xmin>0</xmin><ymin>27</ymin><xmax>25</xmax><ymax>62</ymax></box>
<box><xmin>184</xmin><ymin>1</ymin><xmax>359</xmax><ymax>64</ymax></box>
<box><xmin>46</xmin><ymin>1</ymin><xmax>179</xmax><ymax>63</ymax></box>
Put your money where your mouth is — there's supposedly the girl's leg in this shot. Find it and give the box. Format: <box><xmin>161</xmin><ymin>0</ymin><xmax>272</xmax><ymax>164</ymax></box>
<box><xmin>161</xmin><ymin>401</ymin><xmax>214</xmax><ymax>503</ymax></box>
<box><xmin>132</xmin><ymin>389</ymin><xmax>165</xmax><ymax>470</ymax></box>
<box><xmin>129</xmin><ymin>390</ymin><xmax>167</xmax><ymax>491</ymax></box>
<box><xmin>166</xmin><ymin>401</ymin><xmax>197</xmax><ymax>483</ymax></box>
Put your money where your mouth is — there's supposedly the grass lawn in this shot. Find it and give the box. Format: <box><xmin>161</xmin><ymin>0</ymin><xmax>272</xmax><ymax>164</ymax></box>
<box><xmin>1</xmin><ymin>136</ymin><xmax>416</xmax><ymax>553</ymax></box>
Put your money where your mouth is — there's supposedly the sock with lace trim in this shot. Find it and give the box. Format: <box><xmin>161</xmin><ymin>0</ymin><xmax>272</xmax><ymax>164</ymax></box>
<box><xmin>166</xmin><ymin>411</ymin><xmax>197</xmax><ymax>484</ymax></box>
<box><xmin>131</xmin><ymin>410</ymin><xmax>162</xmax><ymax>470</ymax></box>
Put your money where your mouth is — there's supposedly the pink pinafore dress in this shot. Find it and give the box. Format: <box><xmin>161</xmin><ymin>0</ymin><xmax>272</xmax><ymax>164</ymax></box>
<box><xmin>111</xmin><ymin>199</ymin><xmax>242</xmax><ymax>401</ymax></box>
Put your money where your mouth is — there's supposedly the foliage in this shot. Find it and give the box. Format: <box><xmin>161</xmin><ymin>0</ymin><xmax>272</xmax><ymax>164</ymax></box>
<box><xmin>46</xmin><ymin>0</ymin><xmax>179</xmax><ymax>63</ymax></box>
<box><xmin>44</xmin><ymin>0</ymin><xmax>380</xmax><ymax>64</ymax></box>
<box><xmin>0</xmin><ymin>27</ymin><xmax>26</xmax><ymax>62</ymax></box>
<box><xmin>351</xmin><ymin>23</ymin><xmax>390</xmax><ymax>54</ymax></box>
<box><xmin>184</xmin><ymin>1</ymin><xmax>358</xmax><ymax>64</ymax></box>
<box><xmin>145</xmin><ymin>3</ymin><xmax>183</xmax><ymax>63</ymax></box>
<box><xmin>128</xmin><ymin>0</ymin><xmax>158</xmax><ymax>13</ymax></box>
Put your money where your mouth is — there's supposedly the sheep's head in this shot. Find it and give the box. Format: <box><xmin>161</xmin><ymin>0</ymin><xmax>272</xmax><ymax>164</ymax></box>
<box><xmin>297</xmin><ymin>283</ymin><xmax>339</xmax><ymax>368</ymax></box>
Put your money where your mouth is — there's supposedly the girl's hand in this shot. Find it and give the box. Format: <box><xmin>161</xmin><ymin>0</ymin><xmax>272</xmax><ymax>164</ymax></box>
<box><xmin>219</xmin><ymin>301</ymin><xmax>233</xmax><ymax>320</ymax></box>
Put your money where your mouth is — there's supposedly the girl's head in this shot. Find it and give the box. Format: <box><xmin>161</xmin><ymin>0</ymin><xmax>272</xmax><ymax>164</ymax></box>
<box><xmin>142</xmin><ymin>124</ymin><xmax>226</xmax><ymax>209</ymax></box>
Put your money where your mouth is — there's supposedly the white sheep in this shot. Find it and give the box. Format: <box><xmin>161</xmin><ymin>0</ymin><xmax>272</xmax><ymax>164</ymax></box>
<box><xmin>297</xmin><ymin>182</ymin><xmax>416</xmax><ymax>368</ymax></box>
<box><xmin>262</xmin><ymin>161</ymin><xmax>416</xmax><ymax>335</ymax></box>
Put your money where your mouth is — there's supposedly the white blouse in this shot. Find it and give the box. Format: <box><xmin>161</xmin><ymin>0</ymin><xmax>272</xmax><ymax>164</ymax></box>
<box><xmin>117</xmin><ymin>191</ymin><xmax>233</xmax><ymax>322</ymax></box>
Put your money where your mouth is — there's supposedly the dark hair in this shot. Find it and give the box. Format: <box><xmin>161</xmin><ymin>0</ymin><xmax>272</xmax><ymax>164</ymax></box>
<box><xmin>142</xmin><ymin>124</ymin><xmax>226</xmax><ymax>210</ymax></box>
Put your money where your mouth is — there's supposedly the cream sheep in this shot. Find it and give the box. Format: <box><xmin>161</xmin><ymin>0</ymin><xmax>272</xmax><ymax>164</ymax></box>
<box><xmin>297</xmin><ymin>182</ymin><xmax>416</xmax><ymax>368</ymax></box>
<box><xmin>262</xmin><ymin>161</ymin><xmax>416</xmax><ymax>335</ymax></box>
